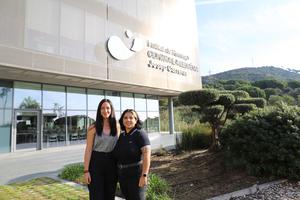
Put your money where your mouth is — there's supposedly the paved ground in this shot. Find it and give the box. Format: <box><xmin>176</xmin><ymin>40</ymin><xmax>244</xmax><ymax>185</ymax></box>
<box><xmin>0</xmin><ymin>144</ymin><xmax>85</xmax><ymax>185</ymax></box>
<box><xmin>0</xmin><ymin>133</ymin><xmax>178</xmax><ymax>185</ymax></box>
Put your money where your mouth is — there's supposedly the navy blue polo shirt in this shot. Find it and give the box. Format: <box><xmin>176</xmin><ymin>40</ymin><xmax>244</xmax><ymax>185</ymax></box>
<box><xmin>114</xmin><ymin>128</ymin><xmax>150</xmax><ymax>165</ymax></box>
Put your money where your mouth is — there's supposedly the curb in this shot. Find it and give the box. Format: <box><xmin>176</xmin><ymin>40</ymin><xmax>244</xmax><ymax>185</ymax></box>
<box><xmin>207</xmin><ymin>179</ymin><xmax>286</xmax><ymax>200</ymax></box>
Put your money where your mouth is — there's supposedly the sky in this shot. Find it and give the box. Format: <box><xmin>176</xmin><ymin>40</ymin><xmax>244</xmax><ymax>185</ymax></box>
<box><xmin>195</xmin><ymin>0</ymin><xmax>300</xmax><ymax>76</ymax></box>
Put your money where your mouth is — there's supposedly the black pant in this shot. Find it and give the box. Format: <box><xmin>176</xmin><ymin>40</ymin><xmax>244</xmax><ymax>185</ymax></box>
<box><xmin>88</xmin><ymin>151</ymin><xmax>117</xmax><ymax>200</ymax></box>
<box><xmin>118</xmin><ymin>166</ymin><xmax>146</xmax><ymax>200</ymax></box>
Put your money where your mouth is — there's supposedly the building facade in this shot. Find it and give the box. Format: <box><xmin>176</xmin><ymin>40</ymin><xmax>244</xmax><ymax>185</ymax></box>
<box><xmin>0</xmin><ymin>0</ymin><xmax>201</xmax><ymax>154</ymax></box>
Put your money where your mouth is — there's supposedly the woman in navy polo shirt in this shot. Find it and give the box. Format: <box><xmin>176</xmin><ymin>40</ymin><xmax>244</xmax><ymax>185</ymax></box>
<box><xmin>114</xmin><ymin>109</ymin><xmax>151</xmax><ymax>200</ymax></box>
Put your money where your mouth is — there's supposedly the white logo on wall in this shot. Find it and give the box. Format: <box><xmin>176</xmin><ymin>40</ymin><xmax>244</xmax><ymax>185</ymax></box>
<box><xmin>107</xmin><ymin>30</ymin><xmax>199</xmax><ymax>77</ymax></box>
<box><xmin>107</xmin><ymin>30</ymin><xmax>145</xmax><ymax>60</ymax></box>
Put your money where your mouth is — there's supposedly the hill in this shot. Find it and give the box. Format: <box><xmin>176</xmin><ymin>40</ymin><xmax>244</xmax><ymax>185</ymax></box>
<box><xmin>202</xmin><ymin>66</ymin><xmax>300</xmax><ymax>84</ymax></box>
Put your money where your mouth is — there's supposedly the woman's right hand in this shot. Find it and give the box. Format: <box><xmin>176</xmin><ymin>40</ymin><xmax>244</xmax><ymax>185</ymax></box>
<box><xmin>84</xmin><ymin>172</ymin><xmax>91</xmax><ymax>184</ymax></box>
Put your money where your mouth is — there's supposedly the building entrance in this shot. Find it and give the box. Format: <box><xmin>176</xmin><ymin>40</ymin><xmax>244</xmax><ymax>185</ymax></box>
<box><xmin>14</xmin><ymin>110</ymin><xmax>41</xmax><ymax>151</ymax></box>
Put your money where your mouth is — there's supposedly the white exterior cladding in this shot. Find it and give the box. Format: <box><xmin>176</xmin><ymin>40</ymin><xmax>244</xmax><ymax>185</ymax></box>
<box><xmin>0</xmin><ymin>0</ymin><xmax>202</xmax><ymax>96</ymax></box>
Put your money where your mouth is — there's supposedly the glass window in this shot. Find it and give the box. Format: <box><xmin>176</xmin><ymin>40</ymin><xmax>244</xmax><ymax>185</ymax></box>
<box><xmin>67</xmin><ymin>87</ymin><xmax>86</xmax><ymax>110</ymax></box>
<box><xmin>87</xmin><ymin>111</ymin><xmax>97</xmax><ymax>127</ymax></box>
<box><xmin>14</xmin><ymin>82</ymin><xmax>42</xmax><ymax>109</ymax></box>
<box><xmin>105</xmin><ymin>91</ymin><xmax>120</xmax><ymax>111</ymax></box>
<box><xmin>115</xmin><ymin>111</ymin><xmax>121</xmax><ymax>121</ymax></box>
<box><xmin>43</xmin><ymin>84</ymin><xmax>65</xmax><ymax>110</ymax></box>
<box><xmin>137</xmin><ymin>111</ymin><xmax>147</xmax><ymax>127</ymax></box>
<box><xmin>25</xmin><ymin>0</ymin><xmax>59</xmax><ymax>54</ymax></box>
<box><xmin>0</xmin><ymin>81</ymin><xmax>13</xmax><ymax>109</ymax></box>
<box><xmin>121</xmin><ymin>92</ymin><xmax>134</xmax><ymax>111</ymax></box>
<box><xmin>88</xmin><ymin>89</ymin><xmax>104</xmax><ymax>110</ymax></box>
<box><xmin>147</xmin><ymin>95</ymin><xmax>159</xmax><ymax>112</ymax></box>
<box><xmin>0</xmin><ymin>109</ymin><xmax>12</xmax><ymax>153</ymax></box>
<box><xmin>61</xmin><ymin>3</ymin><xmax>84</xmax><ymax>59</ymax></box>
<box><xmin>146</xmin><ymin>111</ymin><xmax>159</xmax><ymax>133</ymax></box>
<box><xmin>135</xmin><ymin>94</ymin><xmax>146</xmax><ymax>111</ymax></box>
<box><xmin>43</xmin><ymin>109</ymin><xmax>66</xmax><ymax>148</ymax></box>
<box><xmin>67</xmin><ymin>110</ymin><xmax>87</xmax><ymax>143</ymax></box>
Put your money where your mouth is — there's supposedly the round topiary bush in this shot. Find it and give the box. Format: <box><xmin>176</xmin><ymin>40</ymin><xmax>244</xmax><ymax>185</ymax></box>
<box><xmin>220</xmin><ymin>105</ymin><xmax>300</xmax><ymax>180</ymax></box>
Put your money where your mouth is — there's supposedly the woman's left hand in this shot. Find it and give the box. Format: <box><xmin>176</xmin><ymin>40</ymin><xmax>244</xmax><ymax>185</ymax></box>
<box><xmin>139</xmin><ymin>176</ymin><xmax>148</xmax><ymax>187</ymax></box>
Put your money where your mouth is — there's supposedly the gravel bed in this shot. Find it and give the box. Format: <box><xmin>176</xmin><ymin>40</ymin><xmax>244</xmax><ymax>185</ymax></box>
<box><xmin>231</xmin><ymin>181</ymin><xmax>300</xmax><ymax>200</ymax></box>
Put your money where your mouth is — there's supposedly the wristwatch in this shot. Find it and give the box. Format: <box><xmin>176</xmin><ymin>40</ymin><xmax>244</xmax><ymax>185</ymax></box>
<box><xmin>142</xmin><ymin>173</ymin><xmax>147</xmax><ymax>177</ymax></box>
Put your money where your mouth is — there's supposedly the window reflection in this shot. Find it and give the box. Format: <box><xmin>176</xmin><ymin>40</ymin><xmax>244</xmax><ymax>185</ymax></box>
<box><xmin>0</xmin><ymin>109</ymin><xmax>12</xmax><ymax>126</ymax></box>
<box><xmin>146</xmin><ymin>111</ymin><xmax>159</xmax><ymax>133</ymax></box>
<box><xmin>43</xmin><ymin>84</ymin><xmax>65</xmax><ymax>110</ymax></box>
<box><xmin>0</xmin><ymin>81</ymin><xmax>13</xmax><ymax>109</ymax></box>
<box><xmin>137</xmin><ymin>111</ymin><xmax>147</xmax><ymax>126</ymax></box>
<box><xmin>67</xmin><ymin>87</ymin><xmax>86</xmax><ymax>110</ymax></box>
<box><xmin>147</xmin><ymin>95</ymin><xmax>159</xmax><ymax>112</ymax></box>
<box><xmin>105</xmin><ymin>91</ymin><xmax>120</xmax><ymax>111</ymax></box>
<box><xmin>0</xmin><ymin>109</ymin><xmax>12</xmax><ymax>153</ymax></box>
<box><xmin>43</xmin><ymin>109</ymin><xmax>66</xmax><ymax>147</ymax></box>
<box><xmin>135</xmin><ymin>94</ymin><xmax>146</xmax><ymax>111</ymax></box>
<box><xmin>88</xmin><ymin>89</ymin><xmax>104</xmax><ymax>110</ymax></box>
<box><xmin>67</xmin><ymin>110</ymin><xmax>87</xmax><ymax>144</ymax></box>
<box><xmin>14</xmin><ymin>82</ymin><xmax>41</xmax><ymax>109</ymax></box>
<box><xmin>121</xmin><ymin>92</ymin><xmax>134</xmax><ymax>111</ymax></box>
<box><xmin>87</xmin><ymin>111</ymin><xmax>96</xmax><ymax>127</ymax></box>
<box><xmin>115</xmin><ymin>111</ymin><xmax>121</xmax><ymax>121</ymax></box>
<box><xmin>16</xmin><ymin>111</ymin><xmax>38</xmax><ymax>150</ymax></box>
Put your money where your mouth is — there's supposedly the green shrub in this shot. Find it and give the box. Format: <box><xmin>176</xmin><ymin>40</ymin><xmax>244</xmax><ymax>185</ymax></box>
<box><xmin>220</xmin><ymin>105</ymin><xmax>300</xmax><ymax>180</ymax></box>
<box><xmin>221</xmin><ymin>90</ymin><xmax>250</xmax><ymax>99</ymax></box>
<box><xmin>237</xmin><ymin>86</ymin><xmax>266</xmax><ymax>98</ymax></box>
<box><xmin>179</xmin><ymin>122</ymin><xmax>211</xmax><ymax>150</ymax></box>
<box><xmin>147</xmin><ymin>174</ymin><xmax>171</xmax><ymax>200</ymax></box>
<box><xmin>58</xmin><ymin>163</ymin><xmax>84</xmax><ymax>182</ymax></box>
<box><xmin>233</xmin><ymin>103</ymin><xmax>256</xmax><ymax>115</ymax></box>
<box><xmin>236</xmin><ymin>98</ymin><xmax>267</xmax><ymax>108</ymax></box>
<box><xmin>178</xmin><ymin>89</ymin><xmax>219</xmax><ymax>107</ymax></box>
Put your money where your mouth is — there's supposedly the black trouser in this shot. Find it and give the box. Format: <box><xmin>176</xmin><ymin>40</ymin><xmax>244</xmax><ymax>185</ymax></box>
<box><xmin>118</xmin><ymin>165</ymin><xmax>146</xmax><ymax>200</ymax></box>
<box><xmin>88</xmin><ymin>151</ymin><xmax>117</xmax><ymax>200</ymax></box>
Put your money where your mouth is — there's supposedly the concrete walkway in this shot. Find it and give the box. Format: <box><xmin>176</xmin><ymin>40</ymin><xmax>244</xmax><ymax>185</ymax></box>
<box><xmin>0</xmin><ymin>144</ymin><xmax>85</xmax><ymax>185</ymax></box>
<box><xmin>0</xmin><ymin>132</ymin><xmax>178</xmax><ymax>185</ymax></box>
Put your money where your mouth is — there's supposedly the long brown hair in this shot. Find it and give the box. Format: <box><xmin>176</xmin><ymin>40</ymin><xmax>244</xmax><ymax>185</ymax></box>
<box><xmin>95</xmin><ymin>99</ymin><xmax>117</xmax><ymax>136</ymax></box>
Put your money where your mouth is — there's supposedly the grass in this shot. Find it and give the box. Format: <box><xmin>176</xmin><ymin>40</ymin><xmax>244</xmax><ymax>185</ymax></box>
<box><xmin>0</xmin><ymin>177</ymin><xmax>88</xmax><ymax>200</ymax></box>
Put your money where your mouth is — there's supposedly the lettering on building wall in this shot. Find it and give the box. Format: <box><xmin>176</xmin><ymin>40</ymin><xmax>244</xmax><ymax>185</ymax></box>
<box><xmin>146</xmin><ymin>41</ymin><xmax>199</xmax><ymax>77</ymax></box>
<box><xmin>106</xmin><ymin>30</ymin><xmax>199</xmax><ymax>77</ymax></box>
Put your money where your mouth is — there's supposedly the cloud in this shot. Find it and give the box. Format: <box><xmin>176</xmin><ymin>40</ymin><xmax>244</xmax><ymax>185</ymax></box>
<box><xmin>195</xmin><ymin>0</ymin><xmax>244</xmax><ymax>6</ymax></box>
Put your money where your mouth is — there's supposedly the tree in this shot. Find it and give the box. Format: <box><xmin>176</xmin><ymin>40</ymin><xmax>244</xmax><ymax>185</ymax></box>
<box><xmin>19</xmin><ymin>97</ymin><xmax>41</xmax><ymax>109</ymax></box>
<box><xmin>0</xmin><ymin>88</ymin><xmax>11</xmax><ymax>125</ymax></box>
<box><xmin>264</xmin><ymin>88</ymin><xmax>282</xmax><ymax>100</ymax></box>
<box><xmin>178</xmin><ymin>89</ymin><xmax>266</xmax><ymax>150</ymax></box>
<box><xmin>237</xmin><ymin>86</ymin><xmax>266</xmax><ymax>98</ymax></box>
<box><xmin>287</xmin><ymin>80</ymin><xmax>300</xmax><ymax>89</ymax></box>
<box><xmin>269</xmin><ymin>95</ymin><xmax>296</xmax><ymax>106</ymax></box>
<box><xmin>253</xmin><ymin>79</ymin><xmax>286</xmax><ymax>89</ymax></box>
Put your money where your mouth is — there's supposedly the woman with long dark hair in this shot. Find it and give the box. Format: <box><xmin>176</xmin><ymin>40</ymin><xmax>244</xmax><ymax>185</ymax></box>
<box><xmin>84</xmin><ymin>99</ymin><xmax>120</xmax><ymax>200</ymax></box>
<box><xmin>114</xmin><ymin>109</ymin><xmax>151</xmax><ymax>200</ymax></box>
